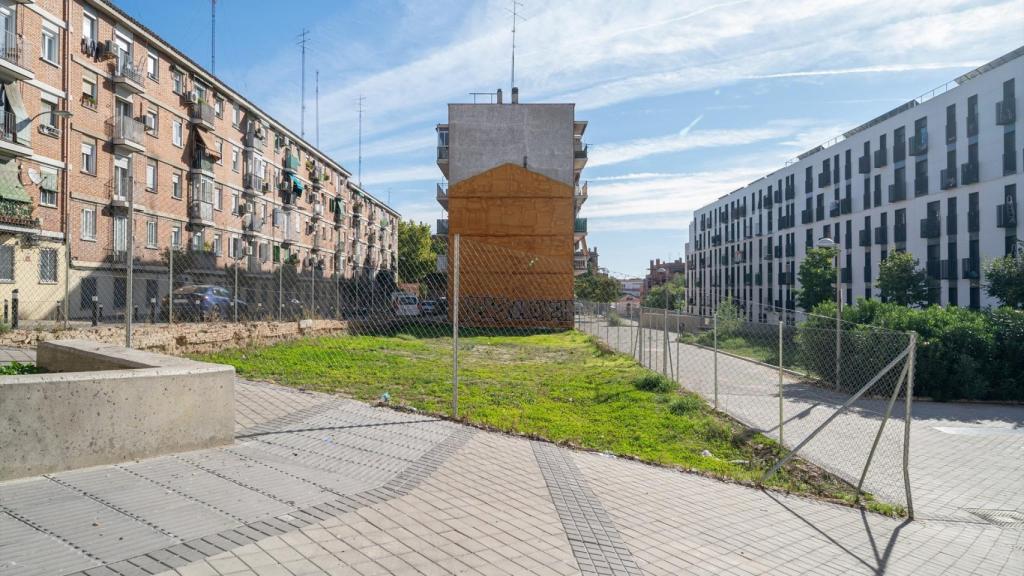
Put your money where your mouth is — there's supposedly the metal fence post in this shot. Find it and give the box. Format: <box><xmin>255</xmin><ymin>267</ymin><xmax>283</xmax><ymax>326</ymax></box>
<box><xmin>638</xmin><ymin>308</ymin><xmax>644</xmax><ymax>365</ymax></box>
<box><xmin>452</xmin><ymin>234</ymin><xmax>460</xmax><ymax>419</ymax></box>
<box><xmin>903</xmin><ymin>332</ymin><xmax>917</xmax><ymax>520</ymax></box>
<box><xmin>675</xmin><ymin>312</ymin><xmax>680</xmax><ymax>382</ymax></box>
<box><xmin>10</xmin><ymin>289</ymin><xmax>18</xmax><ymax>329</ymax></box>
<box><xmin>125</xmin><ymin>196</ymin><xmax>134</xmax><ymax>348</ymax></box>
<box><xmin>778</xmin><ymin>319</ymin><xmax>784</xmax><ymax>447</ymax></box>
<box><xmin>234</xmin><ymin>262</ymin><xmax>239</xmax><ymax>323</ymax></box>
<box><xmin>63</xmin><ymin>241</ymin><xmax>70</xmax><ymax>329</ymax></box>
<box><xmin>662</xmin><ymin>305</ymin><xmax>668</xmax><ymax>376</ymax></box>
<box><xmin>168</xmin><ymin>244</ymin><xmax>174</xmax><ymax>324</ymax></box>
<box><xmin>713</xmin><ymin>311</ymin><xmax>719</xmax><ymax>410</ymax></box>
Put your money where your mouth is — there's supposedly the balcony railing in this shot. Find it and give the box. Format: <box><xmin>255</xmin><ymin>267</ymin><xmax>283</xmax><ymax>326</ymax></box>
<box><xmin>961</xmin><ymin>161</ymin><xmax>979</xmax><ymax>185</ymax></box>
<box><xmin>858</xmin><ymin>155</ymin><xmax>870</xmax><ymax>174</ymax></box>
<box><xmin>968</xmin><ymin>208</ymin><xmax>980</xmax><ymax>232</ymax></box>
<box><xmin>243</xmin><ymin>214</ymin><xmax>264</xmax><ymax>234</ymax></box>
<box><xmin>874</xmin><ymin>226</ymin><xmax>887</xmax><ymax>245</ymax></box>
<box><xmin>243</xmin><ymin>172</ymin><xmax>264</xmax><ymax>193</ymax></box>
<box><xmin>888</xmin><ymin>181</ymin><xmax>906</xmax><ymax>203</ymax></box>
<box><xmin>574</xmin><ymin>218</ymin><xmax>588</xmax><ymax>234</ymax></box>
<box><xmin>0</xmin><ymin>198</ymin><xmax>38</xmax><ymax>229</ymax></box>
<box><xmin>189</xmin><ymin>200</ymin><xmax>214</xmax><ymax>225</ymax></box>
<box><xmin>191</xmin><ymin>153</ymin><xmax>214</xmax><ymax>174</ymax></box>
<box><xmin>961</xmin><ymin>258</ymin><xmax>980</xmax><ymax>280</ymax></box>
<box><xmin>283</xmin><ymin>151</ymin><xmax>300</xmax><ymax>173</ymax></box>
<box><xmin>908</xmin><ymin>131</ymin><xmax>928</xmax><ymax>156</ymax></box>
<box><xmin>859</xmin><ymin>229</ymin><xmax>871</xmax><ymax>246</ymax></box>
<box><xmin>996</xmin><ymin>203</ymin><xmax>1017</xmax><ymax>228</ymax></box>
<box><xmin>894</xmin><ymin>223</ymin><xmax>907</xmax><ymax>243</ymax></box>
<box><xmin>113</xmin><ymin>115</ymin><xmax>145</xmax><ymax>148</ymax></box>
<box><xmin>946</xmin><ymin>122</ymin><xmax>956</xmax><ymax>144</ymax></box>
<box><xmin>817</xmin><ymin>171</ymin><xmax>831</xmax><ymax>188</ymax></box>
<box><xmin>436</xmin><ymin>218</ymin><xmax>449</xmax><ymax>235</ymax></box>
<box><xmin>574</xmin><ymin>143</ymin><xmax>588</xmax><ymax>159</ymax></box>
<box><xmin>940</xmin><ymin>259</ymin><xmax>957</xmax><ymax>280</ymax></box>
<box><xmin>840</xmin><ymin>197</ymin><xmax>852</xmax><ymax>215</ymax></box>
<box><xmin>801</xmin><ymin>210</ymin><xmax>812</xmax><ymax>224</ymax></box>
<box><xmin>785</xmin><ymin>244</ymin><xmax>794</xmax><ymax>257</ymax></box>
<box><xmin>784</xmin><ymin>182</ymin><xmax>795</xmax><ymax>200</ymax></box>
<box><xmin>0</xmin><ymin>109</ymin><xmax>19</xmax><ymax>145</ymax></box>
<box><xmin>914</xmin><ymin>175</ymin><xmax>928</xmax><ymax>197</ymax></box>
<box><xmin>437</xmin><ymin>145</ymin><xmax>449</xmax><ymax>161</ymax></box>
<box><xmin>113</xmin><ymin>49</ymin><xmax>145</xmax><ymax>91</ymax></box>
<box><xmin>996</xmin><ymin>98</ymin><xmax>1016</xmax><ymax>125</ymax></box>
<box><xmin>189</xmin><ymin>101</ymin><xmax>216</xmax><ymax>127</ymax></box>
<box><xmin>920</xmin><ymin>217</ymin><xmax>941</xmax><ymax>239</ymax></box>
<box><xmin>106</xmin><ymin>175</ymin><xmax>137</xmax><ymax>204</ymax></box>
<box><xmin>1004</xmin><ymin>152</ymin><xmax>1018</xmax><ymax>176</ymax></box>
<box><xmin>0</xmin><ymin>29</ymin><xmax>29</xmax><ymax>71</ymax></box>
<box><xmin>873</xmin><ymin>147</ymin><xmax>887</xmax><ymax>168</ymax></box>
<box><xmin>939</xmin><ymin>168</ymin><xmax>957</xmax><ymax>190</ymax></box>
<box><xmin>829</xmin><ymin>201</ymin><xmax>840</xmax><ymax>218</ymax></box>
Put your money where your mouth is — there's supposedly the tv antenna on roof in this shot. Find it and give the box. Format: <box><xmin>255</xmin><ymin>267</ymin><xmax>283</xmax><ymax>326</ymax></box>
<box><xmin>507</xmin><ymin>0</ymin><xmax>526</xmax><ymax>94</ymax></box>
<box><xmin>298</xmin><ymin>28</ymin><xmax>310</xmax><ymax>138</ymax></box>
<box><xmin>210</xmin><ymin>0</ymin><xmax>216</xmax><ymax>73</ymax></box>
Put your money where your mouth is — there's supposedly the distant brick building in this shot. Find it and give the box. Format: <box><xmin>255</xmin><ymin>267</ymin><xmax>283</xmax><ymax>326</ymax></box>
<box><xmin>643</xmin><ymin>258</ymin><xmax>686</xmax><ymax>296</ymax></box>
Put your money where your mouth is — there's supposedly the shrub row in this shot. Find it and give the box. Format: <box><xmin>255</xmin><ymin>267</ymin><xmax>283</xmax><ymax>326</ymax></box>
<box><xmin>809</xmin><ymin>299</ymin><xmax>1024</xmax><ymax>402</ymax></box>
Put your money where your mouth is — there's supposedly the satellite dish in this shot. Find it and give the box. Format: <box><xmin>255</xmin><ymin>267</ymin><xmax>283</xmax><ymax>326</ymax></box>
<box><xmin>27</xmin><ymin>168</ymin><xmax>41</xmax><ymax>184</ymax></box>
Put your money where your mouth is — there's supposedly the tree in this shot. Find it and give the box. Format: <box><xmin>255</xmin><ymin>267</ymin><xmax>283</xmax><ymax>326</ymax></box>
<box><xmin>878</xmin><ymin>251</ymin><xmax>931</xmax><ymax>307</ymax></box>
<box><xmin>984</xmin><ymin>241</ymin><xmax>1024</xmax><ymax>308</ymax></box>
<box><xmin>574</xmin><ymin>271</ymin><xmax>621</xmax><ymax>303</ymax></box>
<box><xmin>641</xmin><ymin>275</ymin><xmax>685</xmax><ymax>310</ymax></box>
<box><xmin>397</xmin><ymin>220</ymin><xmax>439</xmax><ymax>283</ymax></box>
<box><xmin>797</xmin><ymin>247</ymin><xmax>836</xmax><ymax>311</ymax></box>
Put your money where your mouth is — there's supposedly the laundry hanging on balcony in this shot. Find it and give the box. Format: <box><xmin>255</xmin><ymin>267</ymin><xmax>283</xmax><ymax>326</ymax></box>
<box><xmin>288</xmin><ymin>173</ymin><xmax>304</xmax><ymax>196</ymax></box>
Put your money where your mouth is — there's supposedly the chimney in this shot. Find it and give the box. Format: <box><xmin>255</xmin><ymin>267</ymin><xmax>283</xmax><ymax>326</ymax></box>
<box><xmin>496</xmin><ymin>89</ymin><xmax>503</xmax><ymax>104</ymax></box>
<box><xmin>511</xmin><ymin>87</ymin><xmax>519</xmax><ymax>104</ymax></box>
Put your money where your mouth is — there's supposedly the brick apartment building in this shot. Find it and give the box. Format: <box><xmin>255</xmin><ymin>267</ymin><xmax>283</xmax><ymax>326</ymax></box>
<box><xmin>0</xmin><ymin>0</ymin><xmax>398</xmax><ymax>322</ymax></box>
<box><xmin>435</xmin><ymin>88</ymin><xmax>588</xmax><ymax>327</ymax></box>
<box><xmin>642</xmin><ymin>258</ymin><xmax>686</xmax><ymax>296</ymax></box>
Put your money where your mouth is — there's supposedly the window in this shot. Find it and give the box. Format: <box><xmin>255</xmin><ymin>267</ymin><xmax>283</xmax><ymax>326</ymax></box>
<box><xmin>80</xmin><ymin>277</ymin><xmax>97</xmax><ymax>311</ymax></box>
<box><xmin>214</xmin><ymin>185</ymin><xmax>223</xmax><ymax>211</ymax></box>
<box><xmin>216</xmin><ymin>138</ymin><xmax>224</xmax><ymax>164</ymax></box>
<box><xmin>232</xmin><ymin>103</ymin><xmax>241</xmax><ymax>127</ymax></box>
<box><xmin>146</xmin><ymin>158</ymin><xmax>157</xmax><ymax>191</ymax></box>
<box><xmin>0</xmin><ymin>245</ymin><xmax>12</xmax><ymax>282</ymax></box>
<box><xmin>213</xmin><ymin>233</ymin><xmax>222</xmax><ymax>256</ymax></box>
<box><xmin>172</xmin><ymin>119</ymin><xmax>183</xmax><ymax>147</ymax></box>
<box><xmin>231</xmin><ymin>146</ymin><xmax>240</xmax><ymax>172</ymax></box>
<box><xmin>39</xmin><ymin>167</ymin><xmax>58</xmax><ymax>207</ymax></box>
<box><xmin>214</xmin><ymin>96</ymin><xmax>224</xmax><ymax>118</ymax></box>
<box><xmin>81</xmin><ymin>71</ymin><xmax>98</xmax><ymax>109</ymax></box>
<box><xmin>113</xmin><ymin>216</ymin><xmax>128</xmax><ymax>253</ymax></box>
<box><xmin>228</xmin><ymin>234</ymin><xmax>237</xmax><ymax>258</ymax></box>
<box><xmin>171</xmin><ymin>171</ymin><xmax>182</xmax><ymax>199</ymax></box>
<box><xmin>146</xmin><ymin>51</ymin><xmax>159</xmax><ymax>80</ymax></box>
<box><xmin>40</xmin><ymin>100</ymin><xmax>57</xmax><ymax>128</ymax></box>
<box><xmin>230</xmin><ymin>192</ymin><xmax>239</xmax><ymax>215</ymax></box>
<box><xmin>171</xmin><ymin>225</ymin><xmax>181</xmax><ymax>248</ymax></box>
<box><xmin>80</xmin><ymin>139</ymin><xmax>96</xmax><ymax>175</ymax></box>
<box><xmin>39</xmin><ymin>249</ymin><xmax>58</xmax><ymax>283</ymax></box>
<box><xmin>172</xmin><ymin>69</ymin><xmax>184</xmax><ymax>94</ymax></box>
<box><xmin>146</xmin><ymin>220</ymin><xmax>157</xmax><ymax>248</ymax></box>
<box><xmin>145</xmin><ymin>107</ymin><xmax>158</xmax><ymax>136</ymax></box>
<box><xmin>41</xmin><ymin>23</ymin><xmax>59</xmax><ymax>64</ymax></box>
<box><xmin>82</xmin><ymin>12</ymin><xmax>98</xmax><ymax>43</ymax></box>
<box><xmin>80</xmin><ymin>208</ymin><xmax>96</xmax><ymax>240</ymax></box>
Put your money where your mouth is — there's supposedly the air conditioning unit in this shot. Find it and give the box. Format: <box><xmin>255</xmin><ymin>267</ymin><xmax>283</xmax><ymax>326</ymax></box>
<box><xmin>187</xmin><ymin>91</ymin><xmax>199</xmax><ymax>104</ymax></box>
<box><xmin>37</xmin><ymin>124</ymin><xmax>60</xmax><ymax>137</ymax></box>
<box><xmin>101</xmin><ymin>40</ymin><xmax>116</xmax><ymax>60</ymax></box>
<box><xmin>141</xmin><ymin>115</ymin><xmax>156</xmax><ymax>131</ymax></box>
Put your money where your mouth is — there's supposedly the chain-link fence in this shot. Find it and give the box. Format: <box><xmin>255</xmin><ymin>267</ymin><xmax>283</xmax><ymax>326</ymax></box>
<box><xmin>576</xmin><ymin>298</ymin><xmax>916</xmax><ymax>516</ymax></box>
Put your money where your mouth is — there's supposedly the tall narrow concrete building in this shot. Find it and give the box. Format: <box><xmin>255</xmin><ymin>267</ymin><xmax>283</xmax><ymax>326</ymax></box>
<box><xmin>435</xmin><ymin>88</ymin><xmax>588</xmax><ymax>326</ymax></box>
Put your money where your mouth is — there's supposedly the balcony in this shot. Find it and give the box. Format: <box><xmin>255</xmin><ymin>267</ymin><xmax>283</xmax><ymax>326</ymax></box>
<box><xmin>333</xmin><ymin>206</ymin><xmax>345</xmax><ymax>229</ymax></box>
<box><xmin>280</xmin><ymin>223</ymin><xmax>299</xmax><ymax>246</ymax></box>
<box><xmin>840</xmin><ymin>197</ymin><xmax>852</xmax><ymax>215</ymax></box>
<box><xmin>112</xmin><ymin>49</ymin><xmax>145</xmax><ymax>94</ymax></box>
<box><xmin>829</xmin><ymin>201</ymin><xmax>840</xmax><ymax>218</ymax></box>
<box><xmin>785</xmin><ymin>244</ymin><xmax>795</xmax><ymax>258</ymax></box>
<box><xmin>711</xmin><ymin>234</ymin><xmax>722</xmax><ymax>247</ymax></box>
<box><xmin>283</xmin><ymin>150</ymin><xmax>300</xmax><ymax>173</ymax></box>
<box><xmin>191</xmin><ymin>153</ymin><xmax>215</xmax><ymax>178</ymax></box>
<box><xmin>947</xmin><ymin>212</ymin><xmax>957</xmax><ymax>236</ymax></box>
<box><xmin>111</xmin><ymin>115</ymin><xmax>145</xmax><ymax>153</ymax></box>
<box><xmin>189</xmin><ymin>102</ymin><xmax>216</xmax><ymax>131</ymax></box>
<box><xmin>894</xmin><ymin>223</ymin><xmax>907</xmax><ymax>243</ymax></box>
<box><xmin>574</xmin><ymin>217</ymin><xmax>588</xmax><ymax>238</ymax></box>
<box><xmin>1004</xmin><ymin>152</ymin><xmax>1018</xmax><ymax>176</ymax></box>
<box><xmin>0</xmin><ymin>110</ymin><xmax>31</xmax><ymax>158</ymax></box>
<box><xmin>243</xmin><ymin>172</ymin><xmax>265</xmax><ymax>195</ymax></box>
<box><xmin>940</xmin><ymin>168</ymin><xmax>957</xmax><ymax>190</ymax></box>
<box><xmin>996</xmin><ymin>203</ymin><xmax>1017</xmax><ymax>228</ymax></box>
<box><xmin>574</xmin><ymin>253</ymin><xmax>588</xmax><ymax>274</ymax></box>
<box><xmin>874</xmin><ymin>226</ymin><xmax>887</xmax><ymax>245</ymax></box>
<box><xmin>436</xmin><ymin>143</ymin><xmax>449</xmax><ymax>177</ymax></box>
<box><xmin>107</xmin><ymin>176</ymin><xmax>144</xmax><ymax>212</ymax></box>
<box><xmin>784</xmin><ymin>182</ymin><xmax>795</xmax><ymax>200</ymax></box>
<box><xmin>873</xmin><ymin>147</ymin><xmax>887</xmax><ymax>168</ymax></box>
<box><xmin>961</xmin><ymin>258</ymin><xmax>980</xmax><ymax>280</ymax></box>
<box><xmin>817</xmin><ymin>171</ymin><xmax>831</xmax><ymax>188</ymax></box>
<box><xmin>858</xmin><ymin>154</ymin><xmax>870</xmax><ymax>174</ymax></box>
<box><xmin>436</xmin><ymin>182</ymin><xmax>448</xmax><ymax>210</ymax></box>
<box><xmin>0</xmin><ymin>198</ymin><xmax>38</xmax><ymax>230</ymax></box>
<box><xmin>996</xmin><ymin>98</ymin><xmax>1016</xmax><ymax>125</ymax></box>
<box><xmin>961</xmin><ymin>161</ymin><xmax>979</xmax><ymax>185</ymax></box>
<box><xmin>189</xmin><ymin>200</ymin><xmax>214</xmax><ymax>227</ymax></box>
<box><xmin>914</xmin><ymin>175</ymin><xmax>928</xmax><ymax>197</ymax></box>
<box><xmin>574</xmin><ymin>142</ymin><xmax>588</xmax><ymax>171</ymax></box>
<box><xmin>436</xmin><ymin>218</ymin><xmax>449</xmax><ymax>236</ymax></box>
<box><xmin>801</xmin><ymin>210</ymin><xmax>812</xmax><ymax>224</ymax></box>
<box><xmin>311</xmin><ymin>202</ymin><xmax>324</xmax><ymax>222</ymax></box>
<box><xmin>908</xmin><ymin>131</ymin><xmax>928</xmax><ymax>156</ymax></box>
<box><xmin>968</xmin><ymin>208</ymin><xmax>980</xmax><ymax>233</ymax></box>
<box><xmin>243</xmin><ymin>126</ymin><xmax>266</xmax><ymax>150</ymax></box>
<box><xmin>920</xmin><ymin>217</ymin><xmax>941</xmax><ymax>239</ymax></box>
<box><xmin>242</xmin><ymin>213</ymin><xmax>264</xmax><ymax>235</ymax></box>
<box><xmin>0</xmin><ymin>30</ymin><xmax>33</xmax><ymax>82</ymax></box>
<box><xmin>888</xmin><ymin>181</ymin><xmax>907</xmax><ymax>203</ymax></box>
<box><xmin>940</xmin><ymin>259</ymin><xmax>957</xmax><ymax>280</ymax></box>
<box><xmin>859</xmin><ymin>229</ymin><xmax>871</xmax><ymax>247</ymax></box>
<box><xmin>575</xmin><ymin>181</ymin><xmax>588</xmax><ymax>211</ymax></box>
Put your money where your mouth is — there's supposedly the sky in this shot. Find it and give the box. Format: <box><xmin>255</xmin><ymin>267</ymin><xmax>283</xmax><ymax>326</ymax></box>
<box><xmin>116</xmin><ymin>0</ymin><xmax>1024</xmax><ymax>277</ymax></box>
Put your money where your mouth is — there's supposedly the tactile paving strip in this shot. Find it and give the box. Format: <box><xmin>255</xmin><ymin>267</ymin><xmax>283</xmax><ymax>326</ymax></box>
<box><xmin>533</xmin><ymin>441</ymin><xmax>644</xmax><ymax>576</ymax></box>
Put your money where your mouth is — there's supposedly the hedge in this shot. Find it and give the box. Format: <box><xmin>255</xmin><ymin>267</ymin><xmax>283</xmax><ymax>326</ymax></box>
<box><xmin>808</xmin><ymin>299</ymin><xmax>1024</xmax><ymax>402</ymax></box>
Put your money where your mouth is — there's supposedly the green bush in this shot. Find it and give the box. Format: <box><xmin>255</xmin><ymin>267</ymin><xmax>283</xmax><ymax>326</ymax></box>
<box><xmin>807</xmin><ymin>299</ymin><xmax>1023</xmax><ymax>402</ymax></box>
<box><xmin>607</xmin><ymin>310</ymin><xmax>623</xmax><ymax>327</ymax></box>
<box><xmin>634</xmin><ymin>373</ymin><xmax>675</xmax><ymax>393</ymax></box>
<box><xmin>0</xmin><ymin>362</ymin><xmax>41</xmax><ymax>376</ymax></box>
<box><xmin>669</xmin><ymin>394</ymin><xmax>704</xmax><ymax>415</ymax></box>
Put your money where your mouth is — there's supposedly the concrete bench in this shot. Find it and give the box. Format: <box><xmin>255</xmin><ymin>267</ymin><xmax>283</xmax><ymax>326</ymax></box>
<box><xmin>1</xmin><ymin>340</ymin><xmax>234</xmax><ymax>481</ymax></box>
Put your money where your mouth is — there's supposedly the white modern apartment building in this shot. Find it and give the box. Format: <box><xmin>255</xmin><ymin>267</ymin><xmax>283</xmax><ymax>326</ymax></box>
<box><xmin>684</xmin><ymin>47</ymin><xmax>1022</xmax><ymax>319</ymax></box>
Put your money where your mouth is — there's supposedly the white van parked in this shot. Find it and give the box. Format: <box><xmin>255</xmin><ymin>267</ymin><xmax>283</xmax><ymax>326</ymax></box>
<box><xmin>392</xmin><ymin>294</ymin><xmax>420</xmax><ymax>316</ymax></box>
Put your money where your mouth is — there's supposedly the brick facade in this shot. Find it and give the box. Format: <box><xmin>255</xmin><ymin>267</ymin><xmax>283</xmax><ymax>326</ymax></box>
<box><xmin>0</xmin><ymin>0</ymin><xmax>399</xmax><ymax>322</ymax></box>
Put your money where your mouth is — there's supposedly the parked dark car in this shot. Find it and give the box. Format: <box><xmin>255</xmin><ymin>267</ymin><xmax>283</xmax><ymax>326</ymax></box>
<box><xmin>420</xmin><ymin>300</ymin><xmax>438</xmax><ymax>315</ymax></box>
<box><xmin>162</xmin><ymin>285</ymin><xmax>246</xmax><ymax>321</ymax></box>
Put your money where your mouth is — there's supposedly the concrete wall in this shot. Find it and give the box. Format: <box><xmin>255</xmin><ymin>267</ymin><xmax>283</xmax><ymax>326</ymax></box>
<box><xmin>0</xmin><ymin>340</ymin><xmax>235</xmax><ymax>480</ymax></box>
<box><xmin>448</xmin><ymin>103</ymin><xmax>576</xmax><ymax>186</ymax></box>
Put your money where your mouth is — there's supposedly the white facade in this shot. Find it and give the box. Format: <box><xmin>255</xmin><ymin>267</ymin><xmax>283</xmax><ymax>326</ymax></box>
<box><xmin>685</xmin><ymin>47</ymin><xmax>1023</xmax><ymax>318</ymax></box>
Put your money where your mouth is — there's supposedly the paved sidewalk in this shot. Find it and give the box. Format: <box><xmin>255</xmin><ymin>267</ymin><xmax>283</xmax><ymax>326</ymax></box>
<box><xmin>2</xmin><ymin>378</ymin><xmax>1021</xmax><ymax>575</ymax></box>
<box><xmin>580</xmin><ymin>317</ymin><xmax>1024</xmax><ymax>524</ymax></box>
<box><xmin>0</xmin><ymin>346</ymin><xmax>35</xmax><ymax>365</ymax></box>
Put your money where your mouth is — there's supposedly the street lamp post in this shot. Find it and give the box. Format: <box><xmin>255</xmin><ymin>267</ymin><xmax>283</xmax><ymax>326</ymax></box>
<box><xmin>658</xmin><ymin>267</ymin><xmax>669</xmax><ymax>376</ymax></box>
<box><xmin>816</xmin><ymin>237</ymin><xmax>841</xmax><ymax>389</ymax></box>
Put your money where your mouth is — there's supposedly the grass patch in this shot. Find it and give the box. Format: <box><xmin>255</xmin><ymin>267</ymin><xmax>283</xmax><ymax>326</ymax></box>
<box><xmin>0</xmin><ymin>361</ymin><xmax>41</xmax><ymax>376</ymax></box>
<box><xmin>201</xmin><ymin>330</ymin><xmax>901</xmax><ymax>516</ymax></box>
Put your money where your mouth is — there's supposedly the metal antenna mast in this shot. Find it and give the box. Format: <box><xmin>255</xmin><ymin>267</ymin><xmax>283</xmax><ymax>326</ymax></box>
<box><xmin>357</xmin><ymin>95</ymin><xmax>365</xmax><ymax>186</ymax></box>
<box><xmin>298</xmin><ymin>29</ymin><xmax>309</xmax><ymax>138</ymax></box>
<box><xmin>510</xmin><ymin>0</ymin><xmax>524</xmax><ymax>93</ymax></box>
<box><xmin>210</xmin><ymin>0</ymin><xmax>216</xmax><ymax>73</ymax></box>
<box><xmin>315</xmin><ymin>70</ymin><xmax>319</xmax><ymax>148</ymax></box>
